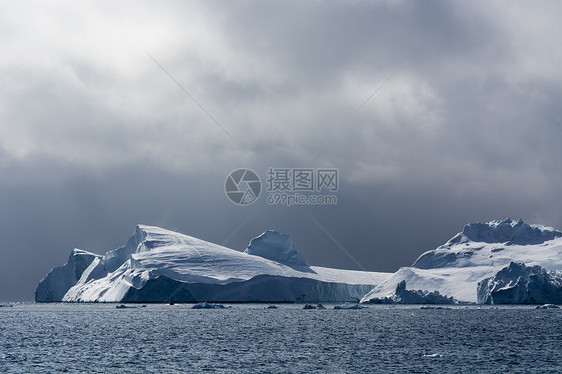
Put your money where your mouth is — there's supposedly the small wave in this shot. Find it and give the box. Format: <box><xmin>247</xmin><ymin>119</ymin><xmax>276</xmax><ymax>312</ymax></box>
<box><xmin>422</xmin><ymin>353</ymin><xmax>443</xmax><ymax>358</ymax></box>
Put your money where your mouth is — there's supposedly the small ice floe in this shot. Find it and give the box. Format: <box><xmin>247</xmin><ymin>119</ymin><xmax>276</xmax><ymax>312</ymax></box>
<box><xmin>535</xmin><ymin>304</ymin><xmax>560</xmax><ymax>309</ymax></box>
<box><xmin>422</xmin><ymin>353</ymin><xmax>443</xmax><ymax>358</ymax></box>
<box><xmin>191</xmin><ymin>302</ymin><xmax>231</xmax><ymax>309</ymax></box>
<box><xmin>420</xmin><ymin>306</ymin><xmax>452</xmax><ymax>310</ymax></box>
<box><xmin>115</xmin><ymin>304</ymin><xmax>146</xmax><ymax>309</ymax></box>
<box><xmin>303</xmin><ymin>303</ymin><xmax>326</xmax><ymax>310</ymax></box>
<box><xmin>333</xmin><ymin>302</ymin><xmax>366</xmax><ymax>310</ymax></box>
<box><xmin>265</xmin><ymin>305</ymin><xmax>278</xmax><ymax>309</ymax></box>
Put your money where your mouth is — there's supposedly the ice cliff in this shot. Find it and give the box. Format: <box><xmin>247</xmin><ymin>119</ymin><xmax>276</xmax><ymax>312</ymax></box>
<box><xmin>477</xmin><ymin>262</ymin><xmax>562</xmax><ymax>304</ymax></box>
<box><xmin>365</xmin><ymin>280</ymin><xmax>455</xmax><ymax>304</ymax></box>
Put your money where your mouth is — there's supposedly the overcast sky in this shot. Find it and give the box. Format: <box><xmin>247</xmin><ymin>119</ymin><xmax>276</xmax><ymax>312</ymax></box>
<box><xmin>1</xmin><ymin>1</ymin><xmax>562</xmax><ymax>301</ymax></box>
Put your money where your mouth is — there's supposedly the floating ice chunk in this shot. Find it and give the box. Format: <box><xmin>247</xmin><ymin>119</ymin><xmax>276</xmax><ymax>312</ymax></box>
<box><xmin>334</xmin><ymin>302</ymin><xmax>366</xmax><ymax>309</ymax></box>
<box><xmin>192</xmin><ymin>302</ymin><xmax>231</xmax><ymax>309</ymax></box>
<box><xmin>115</xmin><ymin>304</ymin><xmax>146</xmax><ymax>309</ymax></box>
<box><xmin>420</xmin><ymin>306</ymin><xmax>451</xmax><ymax>310</ymax></box>
<box><xmin>535</xmin><ymin>304</ymin><xmax>560</xmax><ymax>309</ymax></box>
<box><xmin>422</xmin><ymin>353</ymin><xmax>442</xmax><ymax>358</ymax></box>
<box><xmin>303</xmin><ymin>303</ymin><xmax>326</xmax><ymax>309</ymax></box>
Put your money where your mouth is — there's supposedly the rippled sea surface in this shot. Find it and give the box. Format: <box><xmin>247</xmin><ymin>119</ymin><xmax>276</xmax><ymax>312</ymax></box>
<box><xmin>1</xmin><ymin>303</ymin><xmax>561</xmax><ymax>373</ymax></box>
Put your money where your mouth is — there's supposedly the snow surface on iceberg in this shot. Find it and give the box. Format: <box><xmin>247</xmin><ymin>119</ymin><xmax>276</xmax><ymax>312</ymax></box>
<box><xmin>36</xmin><ymin>225</ymin><xmax>390</xmax><ymax>303</ymax></box>
<box><xmin>361</xmin><ymin>219</ymin><xmax>562</xmax><ymax>303</ymax></box>
<box><xmin>477</xmin><ymin>262</ymin><xmax>562</xmax><ymax>304</ymax></box>
<box><xmin>245</xmin><ymin>230</ymin><xmax>310</xmax><ymax>269</ymax></box>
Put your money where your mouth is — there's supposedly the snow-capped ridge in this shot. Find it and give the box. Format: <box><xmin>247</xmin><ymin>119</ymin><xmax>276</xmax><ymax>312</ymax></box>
<box><xmin>103</xmin><ymin>225</ymin><xmax>148</xmax><ymax>272</ymax></box>
<box><xmin>413</xmin><ymin>218</ymin><xmax>562</xmax><ymax>270</ymax></box>
<box><xmin>458</xmin><ymin>218</ymin><xmax>561</xmax><ymax>245</ymax></box>
<box><xmin>244</xmin><ymin>230</ymin><xmax>310</xmax><ymax>268</ymax></box>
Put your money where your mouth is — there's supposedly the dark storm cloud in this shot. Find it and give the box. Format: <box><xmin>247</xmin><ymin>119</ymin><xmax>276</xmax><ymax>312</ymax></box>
<box><xmin>1</xmin><ymin>1</ymin><xmax>562</xmax><ymax>300</ymax></box>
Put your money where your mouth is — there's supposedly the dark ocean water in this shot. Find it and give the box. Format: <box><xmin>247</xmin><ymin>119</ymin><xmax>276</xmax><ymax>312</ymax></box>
<box><xmin>1</xmin><ymin>303</ymin><xmax>561</xmax><ymax>373</ymax></box>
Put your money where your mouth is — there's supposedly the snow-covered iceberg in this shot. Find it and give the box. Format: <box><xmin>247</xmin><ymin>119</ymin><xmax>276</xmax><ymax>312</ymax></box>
<box><xmin>362</xmin><ymin>219</ymin><xmax>562</xmax><ymax>303</ymax></box>
<box><xmin>35</xmin><ymin>225</ymin><xmax>389</xmax><ymax>303</ymax></box>
<box><xmin>477</xmin><ymin>262</ymin><xmax>562</xmax><ymax>304</ymax></box>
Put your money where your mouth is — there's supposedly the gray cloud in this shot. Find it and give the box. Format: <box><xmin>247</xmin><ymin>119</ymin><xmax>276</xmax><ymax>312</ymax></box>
<box><xmin>1</xmin><ymin>1</ymin><xmax>562</xmax><ymax>300</ymax></box>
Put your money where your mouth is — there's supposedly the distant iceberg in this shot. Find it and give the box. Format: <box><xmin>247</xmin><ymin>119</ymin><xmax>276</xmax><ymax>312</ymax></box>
<box><xmin>362</xmin><ymin>219</ymin><xmax>562</xmax><ymax>304</ymax></box>
<box><xmin>35</xmin><ymin>219</ymin><xmax>562</xmax><ymax>305</ymax></box>
<box><xmin>35</xmin><ymin>225</ymin><xmax>389</xmax><ymax>303</ymax></box>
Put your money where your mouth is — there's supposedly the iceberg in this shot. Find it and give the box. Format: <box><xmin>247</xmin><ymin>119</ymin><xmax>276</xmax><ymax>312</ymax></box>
<box><xmin>477</xmin><ymin>262</ymin><xmax>562</xmax><ymax>304</ymax></box>
<box><xmin>364</xmin><ymin>280</ymin><xmax>455</xmax><ymax>304</ymax></box>
<box><xmin>36</xmin><ymin>225</ymin><xmax>390</xmax><ymax>303</ymax></box>
<box><xmin>362</xmin><ymin>219</ymin><xmax>562</xmax><ymax>303</ymax></box>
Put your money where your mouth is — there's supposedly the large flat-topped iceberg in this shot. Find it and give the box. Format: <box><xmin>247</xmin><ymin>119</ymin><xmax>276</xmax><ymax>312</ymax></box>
<box><xmin>362</xmin><ymin>219</ymin><xmax>562</xmax><ymax>304</ymax></box>
<box><xmin>36</xmin><ymin>225</ymin><xmax>389</xmax><ymax>303</ymax></box>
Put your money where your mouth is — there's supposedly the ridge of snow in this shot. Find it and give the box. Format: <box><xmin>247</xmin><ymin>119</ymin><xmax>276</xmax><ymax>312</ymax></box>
<box><xmin>244</xmin><ymin>230</ymin><xmax>310</xmax><ymax>268</ymax></box>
